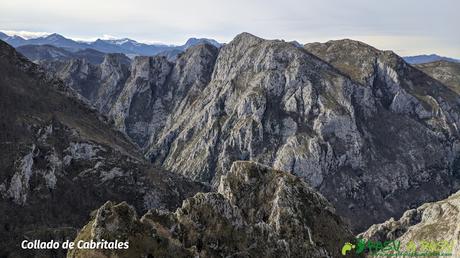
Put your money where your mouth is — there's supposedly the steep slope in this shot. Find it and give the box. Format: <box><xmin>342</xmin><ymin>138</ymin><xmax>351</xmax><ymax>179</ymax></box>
<box><xmin>40</xmin><ymin>53</ymin><xmax>131</xmax><ymax>113</ymax></box>
<box><xmin>143</xmin><ymin>34</ymin><xmax>460</xmax><ymax>232</ymax></box>
<box><xmin>110</xmin><ymin>43</ymin><xmax>219</xmax><ymax>148</ymax></box>
<box><xmin>40</xmin><ymin>44</ymin><xmax>219</xmax><ymax>148</ymax></box>
<box><xmin>68</xmin><ymin>161</ymin><xmax>359</xmax><ymax>258</ymax></box>
<box><xmin>302</xmin><ymin>39</ymin><xmax>460</xmax><ymax>228</ymax></box>
<box><xmin>360</xmin><ymin>190</ymin><xmax>460</xmax><ymax>257</ymax></box>
<box><xmin>0</xmin><ymin>40</ymin><xmax>206</xmax><ymax>258</ymax></box>
<box><xmin>415</xmin><ymin>60</ymin><xmax>460</xmax><ymax>94</ymax></box>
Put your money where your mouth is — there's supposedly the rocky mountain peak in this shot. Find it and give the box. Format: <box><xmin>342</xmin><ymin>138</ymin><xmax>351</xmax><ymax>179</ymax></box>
<box><xmin>68</xmin><ymin>161</ymin><xmax>358</xmax><ymax>258</ymax></box>
<box><xmin>183</xmin><ymin>37</ymin><xmax>221</xmax><ymax>49</ymax></box>
<box><xmin>143</xmin><ymin>34</ymin><xmax>460</xmax><ymax>233</ymax></box>
<box><xmin>305</xmin><ymin>39</ymin><xmax>399</xmax><ymax>85</ymax></box>
<box><xmin>230</xmin><ymin>32</ymin><xmax>264</xmax><ymax>47</ymax></box>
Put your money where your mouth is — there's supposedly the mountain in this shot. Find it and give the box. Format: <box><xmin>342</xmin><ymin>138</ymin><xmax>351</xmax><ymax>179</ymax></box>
<box><xmin>180</xmin><ymin>37</ymin><xmax>221</xmax><ymax>50</ymax></box>
<box><xmin>145</xmin><ymin>34</ymin><xmax>460</xmax><ymax>232</ymax></box>
<box><xmin>0</xmin><ymin>33</ymin><xmax>27</xmax><ymax>46</ymax></box>
<box><xmin>37</xmin><ymin>33</ymin><xmax>460</xmax><ymax>233</ymax></box>
<box><xmin>16</xmin><ymin>44</ymin><xmax>112</xmax><ymax>64</ymax></box>
<box><xmin>27</xmin><ymin>33</ymin><xmax>86</xmax><ymax>50</ymax></box>
<box><xmin>68</xmin><ymin>161</ymin><xmax>360</xmax><ymax>258</ymax></box>
<box><xmin>156</xmin><ymin>48</ymin><xmax>184</xmax><ymax>61</ymax></box>
<box><xmin>0</xmin><ymin>39</ymin><xmax>207</xmax><ymax>257</ymax></box>
<box><xmin>155</xmin><ymin>38</ymin><xmax>222</xmax><ymax>61</ymax></box>
<box><xmin>42</xmin><ymin>43</ymin><xmax>219</xmax><ymax>149</ymax></box>
<box><xmin>16</xmin><ymin>44</ymin><xmax>73</xmax><ymax>62</ymax></box>
<box><xmin>1</xmin><ymin>32</ymin><xmax>221</xmax><ymax>56</ymax></box>
<box><xmin>360</xmin><ymin>190</ymin><xmax>460</xmax><ymax>257</ymax></box>
<box><xmin>93</xmin><ymin>38</ymin><xmax>172</xmax><ymax>56</ymax></box>
<box><xmin>415</xmin><ymin>60</ymin><xmax>460</xmax><ymax>94</ymax></box>
<box><xmin>403</xmin><ymin>54</ymin><xmax>459</xmax><ymax>64</ymax></box>
<box><xmin>40</xmin><ymin>53</ymin><xmax>132</xmax><ymax>113</ymax></box>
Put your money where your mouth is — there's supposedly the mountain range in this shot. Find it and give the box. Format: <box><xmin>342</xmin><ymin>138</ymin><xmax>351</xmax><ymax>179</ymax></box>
<box><xmin>0</xmin><ymin>32</ymin><xmax>221</xmax><ymax>57</ymax></box>
<box><xmin>1</xmin><ymin>31</ymin><xmax>460</xmax><ymax>257</ymax></box>
<box><xmin>403</xmin><ymin>54</ymin><xmax>459</xmax><ymax>64</ymax></box>
<box><xmin>3</xmin><ymin>31</ymin><xmax>459</xmax><ymax>65</ymax></box>
<box><xmin>31</xmin><ymin>33</ymin><xmax>460</xmax><ymax>232</ymax></box>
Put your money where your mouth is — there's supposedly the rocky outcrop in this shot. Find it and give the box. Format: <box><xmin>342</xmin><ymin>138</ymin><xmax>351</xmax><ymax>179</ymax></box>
<box><xmin>0</xmin><ymin>40</ymin><xmax>206</xmax><ymax>258</ymax></box>
<box><xmin>415</xmin><ymin>60</ymin><xmax>460</xmax><ymax>94</ymax></box>
<box><xmin>68</xmin><ymin>161</ymin><xmax>359</xmax><ymax>258</ymax></box>
<box><xmin>146</xmin><ymin>34</ymin><xmax>460</xmax><ymax>231</ymax></box>
<box><xmin>360</xmin><ymin>190</ymin><xmax>460</xmax><ymax>257</ymax></box>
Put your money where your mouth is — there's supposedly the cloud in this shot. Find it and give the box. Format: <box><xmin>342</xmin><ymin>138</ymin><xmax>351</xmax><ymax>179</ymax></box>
<box><xmin>0</xmin><ymin>29</ymin><xmax>50</xmax><ymax>39</ymax></box>
<box><xmin>72</xmin><ymin>34</ymin><xmax>119</xmax><ymax>42</ymax></box>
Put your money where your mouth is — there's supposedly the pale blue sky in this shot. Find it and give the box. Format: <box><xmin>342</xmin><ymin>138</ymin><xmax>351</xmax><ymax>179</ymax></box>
<box><xmin>1</xmin><ymin>0</ymin><xmax>459</xmax><ymax>57</ymax></box>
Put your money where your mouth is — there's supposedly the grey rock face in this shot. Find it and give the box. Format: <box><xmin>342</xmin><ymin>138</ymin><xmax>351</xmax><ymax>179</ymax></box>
<box><xmin>42</xmin><ymin>44</ymin><xmax>219</xmax><ymax>149</ymax></box>
<box><xmin>41</xmin><ymin>53</ymin><xmax>131</xmax><ymax>114</ymax></box>
<box><xmin>27</xmin><ymin>34</ymin><xmax>460</xmax><ymax>233</ymax></box>
<box><xmin>0</xmin><ymin>40</ymin><xmax>206</xmax><ymax>258</ymax></box>
<box><xmin>68</xmin><ymin>161</ymin><xmax>359</xmax><ymax>258</ymax></box>
<box><xmin>360</xmin><ymin>190</ymin><xmax>460</xmax><ymax>257</ymax></box>
<box><xmin>145</xmin><ymin>34</ymin><xmax>460</xmax><ymax>232</ymax></box>
<box><xmin>111</xmin><ymin>44</ymin><xmax>219</xmax><ymax>148</ymax></box>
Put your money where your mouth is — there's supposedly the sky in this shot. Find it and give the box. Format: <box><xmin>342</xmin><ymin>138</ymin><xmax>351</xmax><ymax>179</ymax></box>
<box><xmin>0</xmin><ymin>0</ymin><xmax>459</xmax><ymax>58</ymax></box>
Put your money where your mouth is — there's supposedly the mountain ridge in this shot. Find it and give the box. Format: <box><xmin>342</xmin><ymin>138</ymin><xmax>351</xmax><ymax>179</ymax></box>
<box><xmin>0</xmin><ymin>32</ymin><xmax>222</xmax><ymax>57</ymax></box>
<box><xmin>403</xmin><ymin>54</ymin><xmax>459</xmax><ymax>64</ymax></box>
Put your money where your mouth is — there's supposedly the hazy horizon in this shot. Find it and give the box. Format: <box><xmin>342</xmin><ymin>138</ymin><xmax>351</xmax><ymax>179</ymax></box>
<box><xmin>1</xmin><ymin>0</ymin><xmax>459</xmax><ymax>58</ymax></box>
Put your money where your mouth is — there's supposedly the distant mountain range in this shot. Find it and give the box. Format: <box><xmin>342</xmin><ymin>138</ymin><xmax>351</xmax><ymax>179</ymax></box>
<box><xmin>403</xmin><ymin>54</ymin><xmax>459</xmax><ymax>64</ymax></box>
<box><xmin>4</xmin><ymin>31</ymin><xmax>459</xmax><ymax>65</ymax></box>
<box><xmin>0</xmin><ymin>31</ymin><xmax>221</xmax><ymax>57</ymax></box>
<box><xmin>15</xmin><ymin>44</ymin><xmax>113</xmax><ymax>64</ymax></box>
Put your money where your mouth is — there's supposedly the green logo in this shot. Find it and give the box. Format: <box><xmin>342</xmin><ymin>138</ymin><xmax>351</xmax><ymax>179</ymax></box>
<box><xmin>341</xmin><ymin>238</ymin><xmax>454</xmax><ymax>256</ymax></box>
<box><xmin>341</xmin><ymin>242</ymin><xmax>355</xmax><ymax>255</ymax></box>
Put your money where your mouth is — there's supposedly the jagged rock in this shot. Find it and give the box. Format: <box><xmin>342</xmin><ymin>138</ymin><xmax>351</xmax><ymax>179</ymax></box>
<box><xmin>359</xmin><ymin>190</ymin><xmax>460</xmax><ymax>257</ymax></box>
<box><xmin>147</xmin><ymin>34</ymin><xmax>460</xmax><ymax>231</ymax></box>
<box><xmin>68</xmin><ymin>161</ymin><xmax>359</xmax><ymax>258</ymax></box>
<box><xmin>0</xmin><ymin>40</ymin><xmax>207</xmax><ymax>258</ymax></box>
